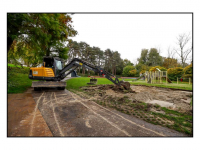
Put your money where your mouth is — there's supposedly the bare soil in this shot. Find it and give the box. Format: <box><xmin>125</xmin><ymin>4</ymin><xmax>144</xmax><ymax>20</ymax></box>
<box><xmin>75</xmin><ymin>84</ymin><xmax>193</xmax><ymax>135</ymax></box>
<box><xmin>8</xmin><ymin>92</ymin><xmax>52</xmax><ymax>137</ymax></box>
<box><xmin>80</xmin><ymin>84</ymin><xmax>192</xmax><ymax>112</ymax></box>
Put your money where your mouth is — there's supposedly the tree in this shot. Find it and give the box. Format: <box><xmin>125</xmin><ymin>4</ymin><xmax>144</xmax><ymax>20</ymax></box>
<box><xmin>162</xmin><ymin>57</ymin><xmax>178</xmax><ymax>69</ymax></box>
<box><xmin>79</xmin><ymin>42</ymin><xmax>90</xmax><ymax>74</ymax></box>
<box><xmin>147</xmin><ymin>48</ymin><xmax>163</xmax><ymax>66</ymax></box>
<box><xmin>129</xmin><ymin>69</ymin><xmax>137</xmax><ymax>77</ymax></box>
<box><xmin>8</xmin><ymin>13</ymin><xmax>77</xmax><ymax>66</ymax></box>
<box><xmin>67</xmin><ymin>40</ymin><xmax>80</xmax><ymax>61</ymax></box>
<box><xmin>174</xmin><ymin>33</ymin><xmax>192</xmax><ymax>68</ymax></box>
<box><xmin>66</xmin><ymin>40</ymin><xmax>125</xmax><ymax>76</ymax></box>
<box><xmin>122</xmin><ymin>66</ymin><xmax>135</xmax><ymax>77</ymax></box>
<box><xmin>93</xmin><ymin>47</ymin><xmax>104</xmax><ymax>66</ymax></box>
<box><xmin>123</xmin><ymin>59</ymin><xmax>133</xmax><ymax>66</ymax></box>
<box><xmin>137</xmin><ymin>49</ymin><xmax>148</xmax><ymax>65</ymax></box>
<box><xmin>112</xmin><ymin>51</ymin><xmax>122</xmax><ymax>75</ymax></box>
<box><xmin>7</xmin><ymin>13</ymin><xmax>27</xmax><ymax>53</ymax></box>
<box><xmin>104</xmin><ymin>49</ymin><xmax>113</xmax><ymax>72</ymax></box>
<box><xmin>137</xmin><ymin>64</ymin><xmax>150</xmax><ymax>74</ymax></box>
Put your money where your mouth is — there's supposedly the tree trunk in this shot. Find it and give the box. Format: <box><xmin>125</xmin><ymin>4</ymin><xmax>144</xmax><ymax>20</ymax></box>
<box><xmin>82</xmin><ymin>67</ymin><xmax>85</xmax><ymax>75</ymax></box>
<box><xmin>7</xmin><ymin>37</ymin><xmax>13</xmax><ymax>53</ymax></box>
<box><xmin>46</xmin><ymin>47</ymin><xmax>50</xmax><ymax>56</ymax></box>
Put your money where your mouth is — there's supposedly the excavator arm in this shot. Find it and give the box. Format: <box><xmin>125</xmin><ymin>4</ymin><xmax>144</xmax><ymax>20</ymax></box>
<box><xmin>57</xmin><ymin>58</ymin><xmax>130</xmax><ymax>90</ymax></box>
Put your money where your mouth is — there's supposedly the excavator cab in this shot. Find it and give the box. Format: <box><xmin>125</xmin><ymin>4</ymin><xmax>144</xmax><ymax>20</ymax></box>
<box><xmin>29</xmin><ymin>57</ymin><xmax>65</xmax><ymax>81</ymax></box>
<box><xmin>43</xmin><ymin>56</ymin><xmax>64</xmax><ymax>76</ymax></box>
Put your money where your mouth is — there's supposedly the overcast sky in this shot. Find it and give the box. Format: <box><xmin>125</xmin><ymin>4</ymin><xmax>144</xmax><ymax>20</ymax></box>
<box><xmin>70</xmin><ymin>14</ymin><xmax>192</xmax><ymax>64</ymax></box>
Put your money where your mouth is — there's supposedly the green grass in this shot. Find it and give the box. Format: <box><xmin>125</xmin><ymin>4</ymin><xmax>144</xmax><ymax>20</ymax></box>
<box><xmin>190</xmin><ymin>97</ymin><xmax>193</xmax><ymax>106</ymax></box>
<box><xmin>66</xmin><ymin>77</ymin><xmax>114</xmax><ymax>91</ymax></box>
<box><xmin>8</xmin><ymin>64</ymin><xmax>33</xmax><ymax>93</ymax></box>
<box><xmin>8</xmin><ymin>72</ymin><xmax>33</xmax><ymax>93</ymax></box>
<box><xmin>130</xmin><ymin>80</ymin><xmax>192</xmax><ymax>91</ymax></box>
<box><xmin>66</xmin><ymin>77</ymin><xmax>192</xmax><ymax>91</ymax></box>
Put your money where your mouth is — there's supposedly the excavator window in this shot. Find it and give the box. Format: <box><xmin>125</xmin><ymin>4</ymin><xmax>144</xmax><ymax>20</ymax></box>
<box><xmin>43</xmin><ymin>58</ymin><xmax>54</xmax><ymax>68</ymax></box>
<box><xmin>55</xmin><ymin>60</ymin><xmax>62</xmax><ymax>70</ymax></box>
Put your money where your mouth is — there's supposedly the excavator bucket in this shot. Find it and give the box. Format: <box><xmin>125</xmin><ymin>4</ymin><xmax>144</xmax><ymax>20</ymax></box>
<box><xmin>120</xmin><ymin>81</ymin><xmax>131</xmax><ymax>90</ymax></box>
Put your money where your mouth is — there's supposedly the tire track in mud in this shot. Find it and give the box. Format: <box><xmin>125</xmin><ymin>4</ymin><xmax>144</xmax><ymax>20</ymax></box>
<box><xmin>70</xmin><ymin>92</ymin><xmax>131</xmax><ymax>136</ymax></box>
<box><xmin>70</xmin><ymin>92</ymin><xmax>166</xmax><ymax>136</ymax></box>
<box><xmin>31</xmin><ymin>89</ymin><xmax>186</xmax><ymax>137</ymax></box>
<box><xmin>29</xmin><ymin>92</ymin><xmax>45</xmax><ymax>136</ymax></box>
<box><xmin>50</xmin><ymin>92</ymin><xmax>64</xmax><ymax>136</ymax></box>
<box><xmin>90</xmin><ymin>101</ymin><xmax>165</xmax><ymax>136</ymax></box>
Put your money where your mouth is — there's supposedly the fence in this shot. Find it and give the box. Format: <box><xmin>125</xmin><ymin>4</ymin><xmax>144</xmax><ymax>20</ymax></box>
<box><xmin>176</xmin><ymin>77</ymin><xmax>192</xmax><ymax>84</ymax></box>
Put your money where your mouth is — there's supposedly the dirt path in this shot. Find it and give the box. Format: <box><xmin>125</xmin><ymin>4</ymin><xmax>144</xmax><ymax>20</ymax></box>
<box><xmin>8</xmin><ymin>92</ymin><xmax>52</xmax><ymax>137</ymax></box>
<box><xmin>30</xmin><ymin>88</ymin><xmax>187</xmax><ymax>137</ymax></box>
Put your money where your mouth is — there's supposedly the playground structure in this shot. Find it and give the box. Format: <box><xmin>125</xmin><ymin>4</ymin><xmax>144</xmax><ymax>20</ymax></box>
<box><xmin>144</xmin><ymin>70</ymin><xmax>172</xmax><ymax>84</ymax></box>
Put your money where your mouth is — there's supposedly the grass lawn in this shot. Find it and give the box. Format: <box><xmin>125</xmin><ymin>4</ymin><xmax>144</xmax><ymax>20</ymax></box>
<box><xmin>130</xmin><ymin>80</ymin><xmax>192</xmax><ymax>91</ymax></box>
<box><xmin>66</xmin><ymin>77</ymin><xmax>192</xmax><ymax>91</ymax></box>
<box><xmin>66</xmin><ymin>77</ymin><xmax>114</xmax><ymax>91</ymax></box>
<box><xmin>8</xmin><ymin>72</ymin><xmax>33</xmax><ymax>93</ymax></box>
<box><xmin>8</xmin><ymin>64</ymin><xmax>33</xmax><ymax>93</ymax></box>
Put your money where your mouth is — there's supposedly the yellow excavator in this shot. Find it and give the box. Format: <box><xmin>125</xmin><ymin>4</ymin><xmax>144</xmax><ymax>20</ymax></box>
<box><xmin>29</xmin><ymin>56</ymin><xmax>131</xmax><ymax>91</ymax></box>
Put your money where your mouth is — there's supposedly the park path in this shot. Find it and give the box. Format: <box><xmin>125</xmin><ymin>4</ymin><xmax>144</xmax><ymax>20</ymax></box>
<box><xmin>8</xmin><ymin>92</ymin><xmax>52</xmax><ymax>137</ymax></box>
<box><xmin>28</xmin><ymin>88</ymin><xmax>187</xmax><ymax>137</ymax></box>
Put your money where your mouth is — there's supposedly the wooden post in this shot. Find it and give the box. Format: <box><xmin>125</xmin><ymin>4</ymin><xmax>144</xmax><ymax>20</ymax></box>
<box><xmin>146</xmin><ymin>72</ymin><xmax>148</xmax><ymax>83</ymax></box>
<box><xmin>153</xmin><ymin>72</ymin><xmax>155</xmax><ymax>84</ymax></box>
<box><xmin>160</xmin><ymin>72</ymin><xmax>161</xmax><ymax>83</ymax></box>
<box><xmin>153</xmin><ymin>73</ymin><xmax>154</xmax><ymax>84</ymax></box>
<box><xmin>177</xmin><ymin>77</ymin><xmax>178</xmax><ymax>84</ymax></box>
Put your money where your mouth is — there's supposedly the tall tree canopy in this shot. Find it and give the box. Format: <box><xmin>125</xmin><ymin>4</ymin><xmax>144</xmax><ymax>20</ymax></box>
<box><xmin>8</xmin><ymin>13</ymin><xmax>77</xmax><ymax>66</ymax></box>
<box><xmin>162</xmin><ymin>57</ymin><xmax>178</xmax><ymax>69</ymax></box>
<box><xmin>66</xmin><ymin>40</ymin><xmax>126</xmax><ymax>75</ymax></box>
<box><xmin>123</xmin><ymin>59</ymin><xmax>133</xmax><ymax>66</ymax></box>
<box><xmin>147</xmin><ymin>48</ymin><xmax>163</xmax><ymax>66</ymax></box>
<box><xmin>137</xmin><ymin>49</ymin><xmax>148</xmax><ymax>65</ymax></box>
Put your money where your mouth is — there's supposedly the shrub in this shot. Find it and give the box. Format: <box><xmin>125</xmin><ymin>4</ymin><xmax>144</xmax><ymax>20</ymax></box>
<box><xmin>138</xmin><ymin>64</ymin><xmax>150</xmax><ymax>74</ymax></box>
<box><xmin>122</xmin><ymin>66</ymin><xmax>135</xmax><ymax>77</ymax></box>
<box><xmin>182</xmin><ymin>64</ymin><xmax>193</xmax><ymax>79</ymax></box>
<box><xmin>149</xmin><ymin>66</ymin><xmax>167</xmax><ymax>72</ymax></box>
<box><xmin>129</xmin><ymin>69</ymin><xmax>137</xmax><ymax>76</ymax></box>
<box><xmin>167</xmin><ymin>67</ymin><xmax>183</xmax><ymax>81</ymax></box>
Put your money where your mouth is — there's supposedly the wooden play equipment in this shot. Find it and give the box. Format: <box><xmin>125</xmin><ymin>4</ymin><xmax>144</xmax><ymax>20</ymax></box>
<box><xmin>145</xmin><ymin>69</ymin><xmax>172</xmax><ymax>84</ymax></box>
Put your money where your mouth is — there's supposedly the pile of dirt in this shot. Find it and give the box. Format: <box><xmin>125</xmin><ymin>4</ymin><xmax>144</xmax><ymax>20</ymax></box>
<box><xmin>82</xmin><ymin>84</ymin><xmax>135</xmax><ymax>93</ymax></box>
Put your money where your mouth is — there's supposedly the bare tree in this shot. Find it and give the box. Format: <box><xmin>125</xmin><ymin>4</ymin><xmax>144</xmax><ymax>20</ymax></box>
<box><xmin>174</xmin><ymin>33</ymin><xmax>192</xmax><ymax>67</ymax></box>
<box><xmin>167</xmin><ymin>46</ymin><xmax>175</xmax><ymax>59</ymax></box>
